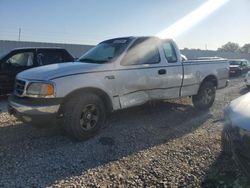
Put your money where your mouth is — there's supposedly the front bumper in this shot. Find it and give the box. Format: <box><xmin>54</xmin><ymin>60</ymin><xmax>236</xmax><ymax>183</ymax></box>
<box><xmin>8</xmin><ymin>95</ymin><xmax>62</xmax><ymax>125</ymax></box>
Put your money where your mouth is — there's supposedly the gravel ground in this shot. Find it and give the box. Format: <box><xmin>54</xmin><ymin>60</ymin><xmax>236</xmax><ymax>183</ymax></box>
<box><xmin>0</xmin><ymin>76</ymin><xmax>249</xmax><ymax>187</ymax></box>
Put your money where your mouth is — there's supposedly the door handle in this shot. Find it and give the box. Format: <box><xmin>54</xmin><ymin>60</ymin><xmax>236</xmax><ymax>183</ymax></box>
<box><xmin>158</xmin><ymin>69</ymin><xmax>166</xmax><ymax>75</ymax></box>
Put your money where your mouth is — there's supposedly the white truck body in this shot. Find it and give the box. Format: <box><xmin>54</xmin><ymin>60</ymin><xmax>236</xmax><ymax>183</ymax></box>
<box><xmin>16</xmin><ymin>37</ymin><xmax>228</xmax><ymax>110</ymax></box>
<box><xmin>8</xmin><ymin>36</ymin><xmax>229</xmax><ymax>140</ymax></box>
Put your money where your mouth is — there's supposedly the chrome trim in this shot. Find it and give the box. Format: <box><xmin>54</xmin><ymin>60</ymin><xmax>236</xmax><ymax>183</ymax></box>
<box><xmin>9</xmin><ymin>100</ymin><xmax>60</xmax><ymax>115</ymax></box>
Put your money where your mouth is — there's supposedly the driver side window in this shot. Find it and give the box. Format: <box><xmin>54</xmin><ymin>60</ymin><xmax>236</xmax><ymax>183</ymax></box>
<box><xmin>121</xmin><ymin>38</ymin><xmax>160</xmax><ymax>66</ymax></box>
<box><xmin>6</xmin><ymin>52</ymin><xmax>34</xmax><ymax>67</ymax></box>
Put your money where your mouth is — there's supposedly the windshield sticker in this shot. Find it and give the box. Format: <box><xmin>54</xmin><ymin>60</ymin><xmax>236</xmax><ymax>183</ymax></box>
<box><xmin>113</xmin><ymin>39</ymin><xmax>127</xmax><ymax>44</ymax></box>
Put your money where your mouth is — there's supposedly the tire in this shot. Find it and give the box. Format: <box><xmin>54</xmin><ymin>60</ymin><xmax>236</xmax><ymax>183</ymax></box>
<box><xmin>62</xmin><ymin>93</ymin><xmax>106</xmax><ymax>141</ymax></box>
<box><xmin>247</xmin><ymin>85</ymin><xmax>250</xmax><ymax>89</ymax></box>
<box><xmin>192</xmin><ymin>81</ymin><xmax>216</xmax><ymax>110</ymax></box>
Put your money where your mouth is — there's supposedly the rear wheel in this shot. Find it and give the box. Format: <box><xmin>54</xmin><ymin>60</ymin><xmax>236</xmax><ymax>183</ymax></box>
<box><xmin>192</xmin><ymin>81</ymin><xmax>216</xmax><ymax>110</ymax></box>
<box><xmin>62</xmin><ymin>93</ymin><xmax>106</xmax><ymax>141</ymax></box>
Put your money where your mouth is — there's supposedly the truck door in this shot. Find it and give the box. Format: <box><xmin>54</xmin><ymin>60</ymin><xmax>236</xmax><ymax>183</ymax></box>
<box><xmin>116</xmin><ymin>37</ymin><xmax>167</xmax><ymax>108</ymax></box>
<box><xmin>0</xmin><ymin>49</ymin><xmax>35</xmax><ymax>94</ymax></box>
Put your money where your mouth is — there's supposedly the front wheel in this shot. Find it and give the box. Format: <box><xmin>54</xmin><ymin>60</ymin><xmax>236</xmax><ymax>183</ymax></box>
<box><xmin>192</xmin><ymin>81</ymin><xmax>216</xmax><ymax>110</ymax></box>
<box><xmin>62</xmin><ymin>93</ymin><xmax>106</xmax><ymax>141</ymax></box>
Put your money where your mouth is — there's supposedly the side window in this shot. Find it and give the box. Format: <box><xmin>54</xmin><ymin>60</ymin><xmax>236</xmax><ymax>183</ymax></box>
<box><xmin>37</xmin><ymin>51</ymin><xmax>64</xmax><ymax>65</ymax></box>
<box><xmin>6</xmin><ymin>52</ymin><xmax>34</xmax><ymax>67</ymax></box>
<box><xmin>247</xmin><ymin>61</ymin><xmax>250</xmax><ymax>67</ymax></box>
<box><xmin>162</xmin><ymin>41</ymin><xmax>178</xmax><ymax>63</ymax></box>
<box><xmin>121</xmin><ymin>38</ymin><xmax>160</xmax><ymax>66</ymax></box>
<box><xmin>241</xmin><ymin>61</ymin><xmax>247</xmax><ymax>67</ymax></box>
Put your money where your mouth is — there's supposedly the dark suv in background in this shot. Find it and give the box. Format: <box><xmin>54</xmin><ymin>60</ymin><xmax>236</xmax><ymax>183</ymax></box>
<box><xmin>229</xmin><ymin>59</ymin><xmax>250</xmax><ymax>76</ymax></box>
<box><xmin>0</xmin><ymin>47</ymin><xmax>74</xmax><ymax>95</ymax></box>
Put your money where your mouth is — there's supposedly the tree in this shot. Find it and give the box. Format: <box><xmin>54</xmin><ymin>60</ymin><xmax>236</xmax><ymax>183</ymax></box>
<box><xmin>217</xmin><ymin>42</ymin><xmax>240</xmax><ymax>52</ymax></box>
<box><xmin>240</xmin><ymin>44</ymin><xmax>250</xmax><ymax>54</ymax></box>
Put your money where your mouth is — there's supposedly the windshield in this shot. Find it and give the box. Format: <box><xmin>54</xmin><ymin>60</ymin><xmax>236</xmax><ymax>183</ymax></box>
<box><xmin>0</xmin><ymin>51</ymin><xmax>9</xmax><ymax>60</ymax></box>
<box><xmin>78</xmin><ymin>38</ymin><xmax>131</xmax><ymax>64</ymax></box>
<box><xmin>229</xmin><ymin>61</ymin><xmax>242</xmax><ymax>65</ymax></box>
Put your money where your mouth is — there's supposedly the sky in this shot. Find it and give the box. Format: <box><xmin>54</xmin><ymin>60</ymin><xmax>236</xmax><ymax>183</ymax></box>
<box><xmin>0</xmin><ymin>0</ymin><xmax>249</xmax><ymax>50</ymax></box>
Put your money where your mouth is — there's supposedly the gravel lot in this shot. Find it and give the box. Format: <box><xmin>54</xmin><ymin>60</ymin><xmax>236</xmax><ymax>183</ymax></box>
<box><xmin>0</xmin><ymin>76</ymin><xmax>249</xmax><ymax>187</ymax></box>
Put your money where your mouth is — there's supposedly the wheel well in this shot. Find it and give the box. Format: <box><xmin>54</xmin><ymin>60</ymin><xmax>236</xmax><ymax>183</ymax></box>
<box><xmin>58</xmin><ymin>87</ymin><xmax>113</xmax><ymax>116</ymax></box>
<box><xmin>201</xmin><ymin>75</ymin><xmax>218</xmax><ymax>88</ymax></box>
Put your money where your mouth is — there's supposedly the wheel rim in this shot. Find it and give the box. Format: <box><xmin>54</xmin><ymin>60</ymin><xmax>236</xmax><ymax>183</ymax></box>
<box><xmin>80</xmin><ymin>104</ymin><xmax>99</xmax><ymax>131</ymax></box>
<box><xmin>202</xmin><ymin>88</ymin><xmax>214</xmax><ymax>104</ymax></box>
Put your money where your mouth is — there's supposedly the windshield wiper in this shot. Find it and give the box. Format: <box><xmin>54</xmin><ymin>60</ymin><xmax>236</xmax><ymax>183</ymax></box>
<box><xmin>78</xmin><ymin>58</ymin><xmax>108</xmax><ymax>64</ymax></box>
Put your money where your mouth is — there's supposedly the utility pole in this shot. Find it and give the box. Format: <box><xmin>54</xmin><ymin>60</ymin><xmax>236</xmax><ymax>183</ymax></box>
<box><xmin>205</xmin><ymin>44</ymin><xmax>207</xmax><ymax>50</ymax></box>
<box><xmin>18</xmin><ymin>28</ymin><xmax>21</xmax><ymax>41</ymax></box>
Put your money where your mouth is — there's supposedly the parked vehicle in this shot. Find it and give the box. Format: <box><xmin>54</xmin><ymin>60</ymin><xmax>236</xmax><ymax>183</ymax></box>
<box><xmin>244</xmin><ymin>71</ymin><xmax>250</xmax><ymax>89</ymax></box>
<box><xmin>222</xmin><ymin>92</ymin><xmax>250</xmax><ymax>177</ymax></box>
<box><xmin>8</xmin><ymin>36</ymin><xmax>229</xmax><ymax>140</ymax></box>
<box><xmin>0</xmin><ymin>48</ymin><xmax>74</xmax><ymax>94</ymax></box>
<box><xmin>229</xmin><ymin>59</ymin><xmax>250</xmax><ymax>76</ymax></box>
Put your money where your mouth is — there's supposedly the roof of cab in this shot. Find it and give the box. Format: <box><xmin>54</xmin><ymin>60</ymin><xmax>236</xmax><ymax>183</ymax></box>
<box><xmin>11</xmin><ymin>47</ymin><xmax>65</xmax><ymax>51</ymax></box>
<box><xmin>100</xmin><ymin>36</ymin><xmax>173</xmax><ymax>45</ymax></box>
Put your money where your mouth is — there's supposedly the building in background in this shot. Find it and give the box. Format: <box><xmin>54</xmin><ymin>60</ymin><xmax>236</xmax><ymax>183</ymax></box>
<box><xmin>0</xmin><ymin>40</ymin><xmax>94</xmax><ymax>58</ymax></box>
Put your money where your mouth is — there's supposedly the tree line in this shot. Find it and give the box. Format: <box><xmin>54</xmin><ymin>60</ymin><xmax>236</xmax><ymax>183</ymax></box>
<box><xmin>217</xmin><ymin>42</ymin><xmax>250</xmax><ymax>54</ymax></box>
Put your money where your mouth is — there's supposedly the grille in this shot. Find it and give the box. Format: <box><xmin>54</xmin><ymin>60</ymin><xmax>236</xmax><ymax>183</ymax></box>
<box><xmin>15</xmin><ymin>79</ymin><xmax>26</xmax><ymax>96</ymax></box>
<box><xmin>230</xmin><ymin>67</ymin><xmax>240</xmax><ymax>71</ymax></box>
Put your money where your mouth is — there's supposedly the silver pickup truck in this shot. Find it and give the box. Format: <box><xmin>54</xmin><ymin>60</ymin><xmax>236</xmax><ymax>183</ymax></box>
<box><xmin>8</xmin><ymin>36</ymin><xmax>229</xmax><ymax>140</ymax></box>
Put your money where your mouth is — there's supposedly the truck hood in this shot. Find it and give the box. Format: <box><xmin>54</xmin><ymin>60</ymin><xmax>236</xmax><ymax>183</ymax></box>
<box><xmin>17</xmin><ymin>62</ymin><xmax>110</xmax><ymax>81</ymax></box>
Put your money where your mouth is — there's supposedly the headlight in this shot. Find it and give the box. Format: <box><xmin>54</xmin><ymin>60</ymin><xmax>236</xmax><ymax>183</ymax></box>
<box><xmin>26</xmin><ymin>82</ymin><xmax>55</xmax><ymax>97</ymax></box>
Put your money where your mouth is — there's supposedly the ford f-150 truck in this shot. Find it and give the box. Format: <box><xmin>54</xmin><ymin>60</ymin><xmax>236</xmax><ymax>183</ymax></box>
<box><xmin>8</xmin><ymin>37</ymin><xmax>229</xmax><ymax>140</ymax></box>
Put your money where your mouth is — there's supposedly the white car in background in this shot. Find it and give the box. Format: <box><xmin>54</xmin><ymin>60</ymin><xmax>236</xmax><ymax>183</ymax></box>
<box><xmin>245</xmin><ymin>71</ymin><xmax>250</xmax><ymax>88</ymax></box>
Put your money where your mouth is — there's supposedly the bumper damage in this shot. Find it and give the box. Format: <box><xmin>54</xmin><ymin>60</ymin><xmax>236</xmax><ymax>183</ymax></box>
<box><xmin>8</xmin><ymin>95</ymin><xmax>61</xmax><ymax>125</ymax></box>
